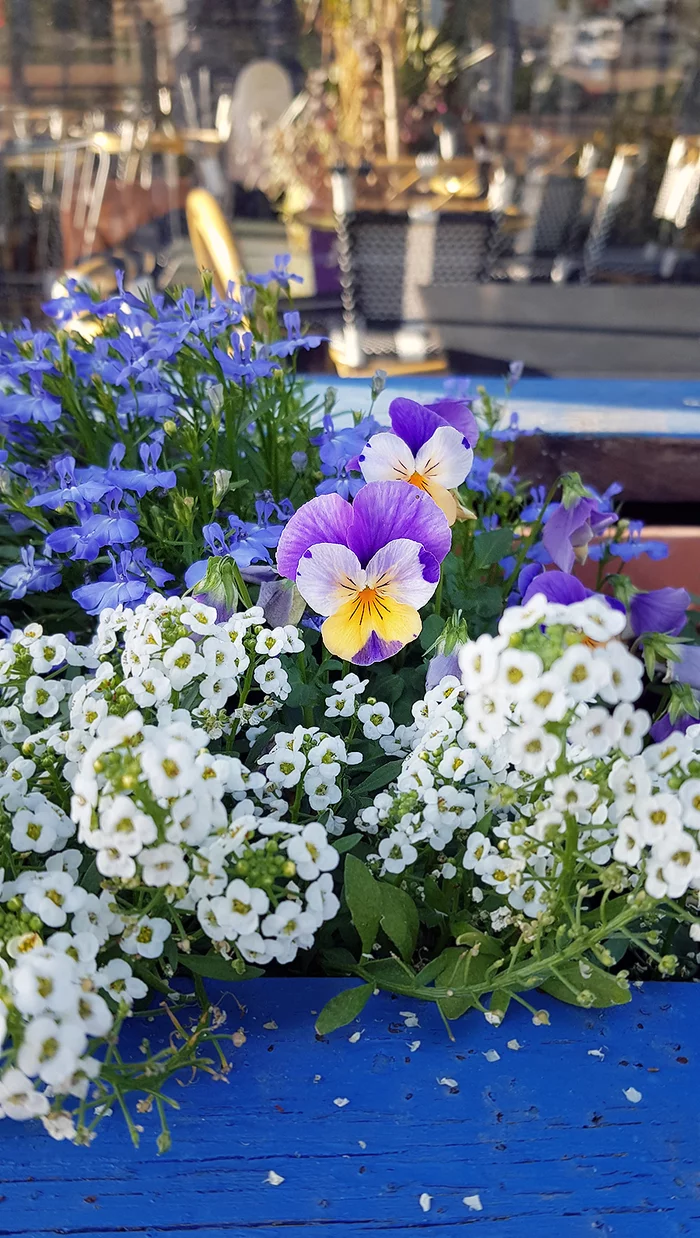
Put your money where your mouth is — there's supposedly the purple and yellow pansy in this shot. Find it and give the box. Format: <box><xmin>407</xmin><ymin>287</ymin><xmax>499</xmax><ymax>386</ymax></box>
<box><xmin>354</xmin><ymin>397</ymin><xmax>476</xmax><ymax>525</ymax></box>
<box><xmin>276</xmin><ymin>480</ymin><xmax>451</xmax><ymax>665</ymax></box>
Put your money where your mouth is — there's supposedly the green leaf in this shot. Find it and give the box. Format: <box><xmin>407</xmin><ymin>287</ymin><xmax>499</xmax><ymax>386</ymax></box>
<box><xmin>379</xmin><ymin>884</ymin><xmax>419</xmax><ymax>961</ymax></box>
<box><xmin>315</xmin><ymin>983</ymin><xmax>373</xmax><ymax>1035</ymax></box>
<box><xmin>416</xmin><ymin>946</ymin><xmax>465</xmax><ymax>988</ymax></box>
<box><xmin>420</xmin><ymin>612</ymin><xmax>446</xmax><ymax>652</ymax></box>
<box><xmin>80</xmin><ymin>860</ymin><xmax>101</xmax><ymax>895</ymax></box>
<box><xmin>423</xmin><ymin>874</ymin><xmax>450</xmax><ymax>915</ymax></box>
<box><xmin>179</xmin><ymin>955</ymin><xmax>264</xmax><ymax>982</ymax></box>
<box><xmin>473</xmin><ymin>527</ymin><xmax>514</xmax><ymax>569</ymax></box>
<box><xmin>354</xmin><ymin>760</ymin><xmax>403</xmax><ymax>796</ymax></box>
<box><xmin>163</xmin><ymin>935</ymin><xmax>179</xmax><ymax>972</ymax></box>
<box><xmin>361</xmin><ymin>956</ymin><xmax>415</xmax><ymax>988</ymax></box>
<box><xmin>372</xmin><ymin>673</ymin><xmax>405</xmax><ymax>704</ymax></box>
<box><xmin>344</xmin><ymin>854</ymin><xmax>382</xmax><ymax>954</ymax></box>
<box><xmin>539</xmin><ymin>959</ymin><xmax>631</xmax><ymax>1008</ymax></box>
<box><xmin>320</xmin><ymin>947</ymin><xmax>360</xmax><ymax>975</ymax></box>
<box><xmin>332</xmin><ymin>832</ymin><xmax>362</xmax><ymax>854</ymax></box>
<box><xmin>286</xmin><ymin>681</ymin><xmax>319</xmax><ymax>708</ymax></box>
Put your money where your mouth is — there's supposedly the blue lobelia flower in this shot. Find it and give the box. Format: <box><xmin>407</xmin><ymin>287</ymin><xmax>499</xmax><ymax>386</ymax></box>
<box><xmin>66</xmin><ymin>489</ymin><xmax>140</xmax><ymax>562</ymax></box>
<box><xmin>520</xmin><ymin>485</ymin><xmax>557</xmax><ymax>524</ymax></box>
<box><xmin>466</xmin><ymin>455</ymin><xmax>494</xmax><ymax>495</ymax></box>
<box><xmin>42</xmin><ymin>278</ymin><xmax>96</xmax><ymax>321</ymax></box>
<box><xmin>100</xmin><ymin>442</ymin><xmax>177</xmax><ymax>497</ymax></box>
<box><xmin>184</xmin><ymin>507</ymin><xmax>288</xmax><ymax>591</ymax></box>
<box><xmin>115</xmin><ymin>377</ymin><xmax>176</xmax><ymax>424</ymax></box>
<box><xmin>587</xmin><ymin>520</ymin><xmax>669</xmax><ymax>563</ymax></box>
<box><xmin>316</xmin><ymin>467</ymin><xmax>365</xmax><ymax>500</ymax></box>
<box><xmin>248</xmin><ymin>254</ymin><xmax>304</xmax><ymax>289</ymax></box>
<box><xmin>72</xmin><ymin>548</ymin><xmax>173</xmax><ymax>615</ymax></box>
<box><xmin>0</xmin><ymin>546</ymin><xmax>62</xmax><ymax>599</ymax></box>
<box><xmin>213</xmin><ymin>332</ymin><xmax>279</xmax><ymax>384</ymax></box>
<box><xmin>263</xmin><ymin>311</ymin><xmax>327</xmax><ymax>358</ymax></box>
<box><xmin>91</xmin><ymin>271</ymin><xmax>154</xmax><ymax>324</ymax></box>
<box><xmin>27</xmin><ymin>455</ymin><xmax>110</xmax><ymax>509</ymax></box>
<box><xmin>0</xmin><ymin>375</ymin><xmax>61</xmax><ymax>425</ymax></box>
<box><xmin>492</xmin><ymin>411</ymin><xmax>537</xmax><ymax>442</ymax></box>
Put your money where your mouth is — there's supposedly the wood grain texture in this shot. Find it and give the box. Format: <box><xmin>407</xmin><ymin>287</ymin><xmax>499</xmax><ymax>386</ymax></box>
<box><xmin>1</xmin><ymin>979</ymin><xmax>698</xmax><ymax>1237</ymax></box>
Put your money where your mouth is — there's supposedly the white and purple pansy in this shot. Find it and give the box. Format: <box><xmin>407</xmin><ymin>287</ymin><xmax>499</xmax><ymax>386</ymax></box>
<box><xmin>276</xmin><ymin>480</ymin><xmax>451</xmax><ymax>665</ymax></box>
<box><xmin>352</xmin><ymin>397</ymin><xmax>476</xmax><ymax>525</ymax></box>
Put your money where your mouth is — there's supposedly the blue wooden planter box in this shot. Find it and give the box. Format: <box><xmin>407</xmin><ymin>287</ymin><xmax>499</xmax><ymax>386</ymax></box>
<box><xmin>2</xmin><ymin>979</ymin><xmax>698</xmax><ymax>1236</ymax></box>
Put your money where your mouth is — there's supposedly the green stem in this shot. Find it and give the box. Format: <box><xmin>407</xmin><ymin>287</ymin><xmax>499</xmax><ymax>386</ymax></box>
<box><xmin>230</xmin><ymin>561</ymin><xmax>253</xmax><ymax>610</ymax></box>
<box><xmin>433</xmin><ymin>564</ymin><xmax>444</xmax><ymax>619</ymax></box>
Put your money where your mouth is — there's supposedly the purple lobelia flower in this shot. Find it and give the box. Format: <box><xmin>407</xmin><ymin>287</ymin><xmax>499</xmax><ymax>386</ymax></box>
<box><xmin>543</xmin><ymin>495</ymin><xmax>617</xmax><ymax>573</ymax></box>
<box><xmin>521</xmin><ymin>569</ymin><xmax>626</xmax><ymax>623</ymax></box>
<box><xmin>629</xmin><ymin>587</ymin><xmax>689</xmax><ymax>637</ymax></box>
<box><xmin>522</xmin><ymin>570</ymin><xmax>595</xmax><ymax>607</ymax></box>
<box><xmin>277</xmin><ymin>480</ymin><xmax>451</xmax><ymax>665</ymax></box>
<box><xmin>354</xmin><ymin>398</ymin><xmax>475</xmax><ymax>525</ymax></box>
<box><xmin>666</xmin><ymin>645</ymin><xmax>700</xmax><ymax>692</ymax></box>
<box><xmin>649</xmin><ymin>712</ymin><xmax>696</xmax><ymax>742</ymax></box>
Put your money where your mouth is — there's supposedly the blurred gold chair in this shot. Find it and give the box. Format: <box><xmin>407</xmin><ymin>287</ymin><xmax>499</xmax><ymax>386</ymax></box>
<box><xmin>185</xmin><ymin>188</ymin><xmax>245</xmax><ymax>298</ymax></box>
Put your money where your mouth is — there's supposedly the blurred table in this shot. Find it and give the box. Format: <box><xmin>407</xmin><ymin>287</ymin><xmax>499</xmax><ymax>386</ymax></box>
<box><xmin>420</xmin><ymin>284</ymin><xmax>700</xmax><ymax>380</ymax></box>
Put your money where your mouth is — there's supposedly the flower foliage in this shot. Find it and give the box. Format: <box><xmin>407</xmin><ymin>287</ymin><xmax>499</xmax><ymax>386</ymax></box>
<box><xmin>0</xmin><ymin>274</ymin><xmax>324</xmax><ymax>632</ymax></box>
<box><xmin>1</xmin><ymin>293</ymin><xmax>700</xmax><ymax>1146</ymax></box>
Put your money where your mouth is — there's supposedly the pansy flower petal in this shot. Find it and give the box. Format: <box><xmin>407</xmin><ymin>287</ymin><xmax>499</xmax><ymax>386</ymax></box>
<box><xmin>358</xmin><ymin>432</ymin><xmax>415</xmax><ymax>484</ymax></box>
<box><xmin>295</xmin><ymin>542</ymin><xmax>364</xmax><ymax>616</ymax></box>
<box><xmin>388</xmin><ymin>398</ymin><xmax>445</xmax><ymax>455</ymax></box>
<box><xmin>426</xmin><ymin>397</ymin><xmax>479</xmax><ymax>447</ymax></box>
<box><xmin>347</xmin><ymin>480</ymin><xmax>451</xmax><ymax>567</ymax></box>
<box><xmin>322</xmin><ymin>596</ymin><xmax>421</xmax><ymax>665</ymax></box>
<box><xmin>414</xmin><ymin>426</ymin><xmax>473</xmax><ymax>490</ymax></box>
<box><xmin>365</xmin><ymin>537</ymin><xmax>440</xmax><ymax>610</ymax></box>
<box><xmin>276</xmin><ymin>493</ymin><xmax>352</xmax><ymax>581</ymax></box>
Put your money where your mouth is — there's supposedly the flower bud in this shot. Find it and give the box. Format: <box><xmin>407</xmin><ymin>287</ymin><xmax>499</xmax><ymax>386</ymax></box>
<box><xmin>163</xmin><ymin>419</ymin><xmax>177</xmax><ymax>437</ymax></box>
<box><xmin>371</xmin><ymin>368</ymin><xmax>387</xmax><ymax>397</ymax></box>
<box><xmin>209</xmin><ymin>383</ymin><xmax>224</xmax><ymax>415</ymax></box>
<box><xmin>425</xmin><ymin>612</ymin><xmax>470</xmax><ymax>689</ymax></box>
<box><xmin>257</xmin><ymin>577</ymin><xmax>306</xmax><ymax>627</ymax></box>
<box><xmin>212</xmin><ymin>469</ymin><xmax>232</xmax><ymax>509</ymax></box>
<box><xmin>192</xmin><ymin>555</ymin><xmax>239</xmax><ymax>623</ymax></box>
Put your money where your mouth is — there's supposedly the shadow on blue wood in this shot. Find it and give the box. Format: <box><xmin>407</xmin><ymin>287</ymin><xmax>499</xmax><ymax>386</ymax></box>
<box><xmin>2</xmin><ymin>979</ymin><xmax>699</xmax><ymax>1237</ymax></box>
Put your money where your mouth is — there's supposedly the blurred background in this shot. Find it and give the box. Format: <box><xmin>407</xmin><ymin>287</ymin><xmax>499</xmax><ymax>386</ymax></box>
<box><xmin>2</xmin><ymin>0</ymin><xmax>700</xmax><ymax>377</ymax></box>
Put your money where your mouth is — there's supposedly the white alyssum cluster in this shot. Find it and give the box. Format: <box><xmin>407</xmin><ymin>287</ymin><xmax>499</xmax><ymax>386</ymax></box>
<box><xmin>0</xmin><ymin>597</ymin><xmax>340</xmax><ymax>1133</ymax></box>
<box><xmin>360</xmin><ymin>595</ymin><xmax>700</xmax><ymax>923</ymax></box>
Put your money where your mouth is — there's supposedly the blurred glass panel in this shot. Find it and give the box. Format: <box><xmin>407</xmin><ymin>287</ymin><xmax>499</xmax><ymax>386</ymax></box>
<box><xmin>0</xmin><ymin>0</ymin><xmax>697</xmax><ymax>373</ymax></box>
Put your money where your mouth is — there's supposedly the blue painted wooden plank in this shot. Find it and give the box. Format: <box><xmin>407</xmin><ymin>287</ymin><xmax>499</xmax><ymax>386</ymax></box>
<box><xmin>306</xmin><ymin>377</ymin><xmax>700</xmax><ymax>438</ymax></box>
<box><xmin>0</xmin><ymin>979</ymin><xmax>698</xmax><ymax>1237</ymax></box>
